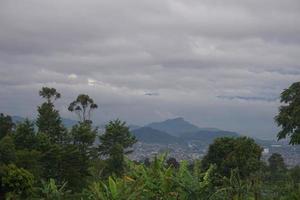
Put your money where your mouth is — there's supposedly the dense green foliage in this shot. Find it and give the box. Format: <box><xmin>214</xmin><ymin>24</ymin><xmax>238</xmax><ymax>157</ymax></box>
<box><xmin>201</xmin><ymin>137</ymin><xmax>263</xmax><ymax>178</ymax></box>
<box><xmin>0</xmin><ymin>86</ymin><xmax>300</xmax><ymax>199</ymax></box>
<box><xmin>0</xmin><ymin>113</ymin><xmax>14</xmax><ymax>140</ymax></box>
<box><xmin>0</xmin><ymin>164</ymin><xmax>34</xmax><ymax>199</ymax></box>
<box><xmin>275</xmin><ymin>81</ymin><xmax>300</xmax><ymax>144</ymax></box>
<box><xmin>98</xmin><ymin>119</ymin><xmax>137</xmax><ymax>176</ymax></box>
<box><xmin>36</xmin><ymin>87</ymin><xmax>67</xmax><ymax>144</ymax></box>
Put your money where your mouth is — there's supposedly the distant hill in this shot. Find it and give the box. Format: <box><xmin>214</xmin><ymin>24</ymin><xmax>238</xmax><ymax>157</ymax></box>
<box><xmin>12</xmin><ymin>116</ymin><xmax>26</xmax><ymax>124</ymax></box>
<box><xmin>132</xmin><ymin>127</ymin><xmax>183</xmax><ymax>144</ymax></box>
<box><xmin>137</xmin><ymin>117</ymin><xmax>241</xmax><ymax>144</ymax></box>
<box><xmin>10</xmin><ymin>115</ymin><xmax>250</xmax><ymax>145</ymax></box>
<box><xmin>62</xmin><ymin>118</ymin><xmax>78</xmax><ymax>128</ymax></box>
<box><xmin>179</xmin><ymin>130</ymin><xmax>239</xmax><ymax>143</ymax></box>
<box><xmin>147</xmin><ymin>117</ymin><xmax>200</xmax><ymax>137</ymax></box>
<box><xmin>129</xmin><ymin>125</ymin><xmax>140</xmax><ymax>131</ymax></box>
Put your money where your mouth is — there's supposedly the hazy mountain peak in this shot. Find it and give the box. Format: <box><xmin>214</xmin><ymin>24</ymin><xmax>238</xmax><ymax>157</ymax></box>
<box><xmin>132</xmin><ymin>126</ymin><xmax>182</xmax><ymax>144</ymax></box>
<box><xmin>146</xmin><ymin>117</ymin><xmax>200</xmax><ymax>137</ymax></box>
<box><xmin>168</xmin><ymin>117</ymin><xmax>184</xmax><ymax>121</ymax></box>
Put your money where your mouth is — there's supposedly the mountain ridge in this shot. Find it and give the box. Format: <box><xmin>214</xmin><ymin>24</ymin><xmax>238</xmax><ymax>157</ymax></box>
<box><xmin>132</xmin><ymin>127</ymin><xmax>182</xmax><ymax>144</ymax></box>
<box><xmin>146</xmin><ymin>117</ymin><xmax>200</xmax><ymax>137</ymax></box>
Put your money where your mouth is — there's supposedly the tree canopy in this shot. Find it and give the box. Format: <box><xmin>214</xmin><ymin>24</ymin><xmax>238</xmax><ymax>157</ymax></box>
<box><xmin>36</xmin><ymin>87</ymin><xmax>66</xmax><ymax>144</ymax></box>
<box><xmin>39</xmin><ymin>87</ymin><xmax>61</xmax><ymax>104</ymax></box>
<box><xmin>98</xmin><ymin>119</ymin><xmax>137</xmax><ymax>176</ymax></box>
<box><xmin>201</xmin><ymin>137</ymin><xmax>263</xmax><ymax>178</ymax></box>
<box><xmin>0</xmin><ymin>113</ymin><xmax>14</xmax><ymax>140</ymax></box>
<box><xmin>275</xmin><ymin>81</ymin><xmax>300</xmax><ymax>144</ymax></box>
<box><xmin>68</xmin><ymin>94</ymin><xmax>98</xmax><ymax>123</ymax></box>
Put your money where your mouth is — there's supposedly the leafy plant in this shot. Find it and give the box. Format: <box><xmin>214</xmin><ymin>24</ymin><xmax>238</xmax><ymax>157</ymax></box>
<box><xmin>37</xmin><ymin>178</ymin><xmax>70</xmax><ymax>200</ymax></box>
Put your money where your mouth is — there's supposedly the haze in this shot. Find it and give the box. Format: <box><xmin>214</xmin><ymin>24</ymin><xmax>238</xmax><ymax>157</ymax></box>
<box><xmin>0</xmin><ymin>0</ymin><xmax>300</xmax><ymax>140</ymax></box>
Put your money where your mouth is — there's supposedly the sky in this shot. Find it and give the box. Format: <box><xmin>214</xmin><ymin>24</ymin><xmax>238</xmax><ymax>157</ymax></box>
<box><xmin>0</xmin><ymin>0</ymin><xmax>300</xmax><ymax>140</ymax></box>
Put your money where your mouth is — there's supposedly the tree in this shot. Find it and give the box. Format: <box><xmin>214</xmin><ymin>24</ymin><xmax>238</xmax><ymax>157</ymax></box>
<box><xmin>39</xmin><ymin>87</ymin><xmax>61</xmax><ymax>104</ymax></box>
<box><xmin>98</xmin><ymin>120</ymin><xmax>137</xmax><ymax>176</ymax></box>
<box><xmin>35</xmin><ymin>132</ymin><xmax>52</xmax><ymax>152</ymax></box>
<box><xmin>268</xmin><ymin>153</ymin><xmax>286</xmax><ymax>173</ymax></box>
<box><xmin>40</xmin><ymin>144</ymin><xmax>90</xmax><ymax>190</ymax></box>
<box><xmin>289</xmin><ymin>166</ymin><xmax>300</xmax><ymax>188</ymax></box>
<box><xmin>268</xmin><ymin>153</ymin><xmax>287</xmax><ymax>183</ymax></box>
<box><xmin>68</xmin><ymin>94</ymin><xmax>98</xmax><ymax>123</ymax></box>
<box><xmin>14</xmin><ymin>119</ymin><xmax>37</xmax><ymax>150</ymax></box>
<box><xmin>275</xmin><ymin>81</ymin><xmax>300</xmax><ymax>144</ymax></box>
<box><xmin>202</xmin><ymin>137</ymin><xmax>263</xmax><ymax>178</ymax></box>
<box><xmin>36</xmin><ymin>87</ymin><xmax>66</xmax><ymax>144</ymax></box>
<box><xmin>70</xmin><ymin>122</ymin><xmax>97</xmax><ymax>148</ymax></box>
<box><xmin>0</xmin><ymin>135</ymin><xmax>16</xmax><ymax>165</ymax></box>
<box><xmin>15</xmin><ymin>149</ymin><xmax>42</xmax><ymax>179</ymax></box>
<box><xmin>0</xmin><ymin>113</ymin><xmax>14</xmax><ymax>140</ymax></box>
<box><xmin>166</xmin><ymin>157</ymin><xmax>180</xmax><ymax>169</ymax></box>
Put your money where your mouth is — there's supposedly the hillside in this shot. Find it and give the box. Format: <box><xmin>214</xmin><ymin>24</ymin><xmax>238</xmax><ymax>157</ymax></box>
<box><xmin>146</xmin><ymin>117</ymin><xmax>200</xmax><ymax>137</ymax></box>
<box><xmin>180</xmin><ymin>130</ymin><xmax>239</xmax><ymax>143</ymax></box>
<box><xmin>132</xmin><ymin>127</ymin><xmax>182</xmax><ymax>144</ymax></box>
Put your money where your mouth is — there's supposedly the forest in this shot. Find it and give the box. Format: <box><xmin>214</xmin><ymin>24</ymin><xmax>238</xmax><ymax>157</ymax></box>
<box><xmin>0</xmin><ymin>82</ymin><xmax>300</xmax><ymax>200</ymax></box>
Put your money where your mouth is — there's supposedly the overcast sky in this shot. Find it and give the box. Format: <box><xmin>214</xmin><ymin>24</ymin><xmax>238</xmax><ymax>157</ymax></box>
<box><xmin>0</xmin><ymin>0</ymin><xmax>300</xmax><ymax>139</ymax></box>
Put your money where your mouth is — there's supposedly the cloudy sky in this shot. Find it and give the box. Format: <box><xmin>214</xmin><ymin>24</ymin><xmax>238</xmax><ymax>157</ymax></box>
<box><xmin>0</xmin><ymin>0</ymin><xmax>300</xmax><ymax>139</ymax></box>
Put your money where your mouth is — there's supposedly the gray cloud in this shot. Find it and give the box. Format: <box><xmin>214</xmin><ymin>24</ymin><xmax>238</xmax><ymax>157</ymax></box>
<box><xmin>0</xmin><ymin>0</ymin><xmax>300</xmax><ymax>139</ymax></box>
<box><xmin>217</xmin><ymin>95</ymin><xmax>279</xmax><ymax>102</ymax></box>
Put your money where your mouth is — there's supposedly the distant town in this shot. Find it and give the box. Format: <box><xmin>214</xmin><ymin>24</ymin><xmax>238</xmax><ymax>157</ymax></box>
<box><xmin>129</xmin><ymin>141</ymin><xmax>300</xmax><ymax>167</ymax></box>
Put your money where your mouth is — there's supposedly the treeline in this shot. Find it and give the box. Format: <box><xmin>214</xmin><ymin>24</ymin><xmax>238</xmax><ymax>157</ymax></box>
<box><xmin>0</xmin><ymin>87</ymin><xmax>136</xmax><ymax>199</ymax></box>
<box><xmin>0</xmin><ymin>82</ymin><xmax>299</xmax><ymax>199</ymax></box>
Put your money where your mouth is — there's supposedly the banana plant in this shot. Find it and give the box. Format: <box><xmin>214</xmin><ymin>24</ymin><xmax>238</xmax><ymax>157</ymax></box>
<box><xmin>38</xmin><ymin>179</ymin><xmax>70</xmax><ymax>200</ymax></box>
<box><xmin>211</xmin><ymin>169</ymin><xmax>251</xmax><ymax>200</ymax></box>
<box><xmin>84</xmin><ymin>176</ymin><xmax>143</xmax><ymax>200</ymax></box>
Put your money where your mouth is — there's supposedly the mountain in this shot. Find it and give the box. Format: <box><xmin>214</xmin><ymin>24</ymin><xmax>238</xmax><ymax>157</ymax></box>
<box><xmin>132</xmin><ymin>127</ymin><xmax>183</xmax><ymax>144</ymax></box>
<box><xmin>62</xmin><ymin>118</ymin><xmax>78</xmax><ymax>128</ymax></box>
<box><xmin>129</xmin><ymin>125</ymin><xmax>140</xmax><ymax>131</ymax></box>
<box><xmin>147</xmin><ymin>117</ymin><xmax>200</xmax><ymax>137</ymax></box>
<box><xmin>143</xmin><ymin>117</ymin><xmax>241</xmax><ymax>144</ymax></box>
<box><xmin>12</xmin><ymin>116</ymin><xmax>26</xmax><ymax>124</ymax></box>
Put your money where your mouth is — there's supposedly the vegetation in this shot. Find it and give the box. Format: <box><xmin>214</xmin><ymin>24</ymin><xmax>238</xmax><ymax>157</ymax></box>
<box><xmin>275</xmin><ymin>81</ymin><xmax>300</xmax><ymax>144</ymax></box>
<box><xmin>98</xmin><ymin>119</ymin><xmax>137</xmax><ymax>177</ymax></box>
<box><xmin>0</xmin><ymin>84</ymin><xmax>299</xmax><ymax>199</ymax></box>
<box><xmin>201</xmin><ymin>137</ymin><xmax>262</xmax><ymax>178</ymax></box>
<box><xmin>68</xmin><ymin>94</ymin><xmax>98</xmax><ymax>123</ymax></box>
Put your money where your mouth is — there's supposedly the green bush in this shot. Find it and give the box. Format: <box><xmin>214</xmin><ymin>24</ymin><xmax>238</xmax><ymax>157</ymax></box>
<box><xmin>1</xmin><ymin>164</ymin><xmax>34</xmax><ymax>199</ymax></box>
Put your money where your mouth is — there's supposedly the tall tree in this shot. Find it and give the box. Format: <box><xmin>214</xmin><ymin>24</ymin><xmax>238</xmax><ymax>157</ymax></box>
<box><xmin>268</xmin><ymin>153</ymin><xmax>286</xmax><ymax>174</ymax></box>
<box><xmin>68</xmin><ymin>94</ymin><xmax>98</xmax><ymax>154</ymax></box>
<box><xmin>98</xmin><ymin>119</ymin><xmax>137</xmax><ymax>176</ymax></box>
<box><xmin>0</xmin><ymin>113</ymin><xmax>15</xmax><ymax>140</ymax></box>
<box><xmin>70</xmin><ymin>122</ymin><xmax>97</xmax><ymax>149</ymax></box>
<box><xmin>0</xmin><ymin>135</ymin><xmax>16</xmax><ymax>165</ymax></box>
<box><xmin>14</xmin><ymin>119</ymin><xmax>37</xmax><ymax>150</ymax></box>
<box><xmin>68</xmin><ymin>94</ymin><xmax>98</xmax><ymax>123</ymax></box>
<box><xmin>202</xmin><ymin>137</ymin><xmax>263</xmax><ymax>178</ymax></box>
<box><xmin>267</xmin><ymin>153</ymin><xmax>287</xmax><ymax>183</ymax></box>
<box><xmin>36</xmin><ymin>87</ymin><xmax>66</xmax><ymax>144</ymax></box>
<box><xmin>39</xmin><ymin>87</ymin><xmax>61</xmax><ymax>104</ymax></box>
<box><xmin>275</xmin><ymin>81</ymin><xmax>300</xmax><ymax>144</ymax></box>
